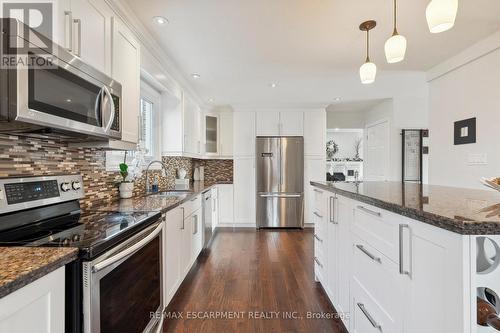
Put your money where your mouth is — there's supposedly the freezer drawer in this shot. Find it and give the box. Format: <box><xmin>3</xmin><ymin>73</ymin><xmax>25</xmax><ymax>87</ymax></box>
<box><xmin>257</xmin><ymin>193</ymin><xmax>304</xmax><ymax>228</ymax></box>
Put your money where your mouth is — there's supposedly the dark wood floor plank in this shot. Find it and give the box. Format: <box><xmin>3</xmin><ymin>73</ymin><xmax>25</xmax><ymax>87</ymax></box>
<box><xmin>163</xmin><ymin>228</ymin><xmax>348</xmax><ymax>333</ymax></box>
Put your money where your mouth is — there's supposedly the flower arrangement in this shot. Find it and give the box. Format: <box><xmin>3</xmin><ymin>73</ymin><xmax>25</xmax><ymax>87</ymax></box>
<box><xmin>326</xmin><ymin>140</ymin><xmax>339</xmax><ymax>160</ymax></box>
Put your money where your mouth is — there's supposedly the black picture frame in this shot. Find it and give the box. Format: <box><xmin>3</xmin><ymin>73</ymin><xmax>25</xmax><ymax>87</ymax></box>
<box><xmin>454</xmin><ymin>118</ymin><xmax>476</xmax><ymax>145</ymax></box>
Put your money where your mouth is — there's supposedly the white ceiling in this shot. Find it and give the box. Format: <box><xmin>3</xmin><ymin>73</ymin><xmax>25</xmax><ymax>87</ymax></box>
<box><xmin>327</xmin><ymin>99</ymin><xmax>388</xmax><ymax>113</ymax></box>
<box><xmin>124</xmin><ymin>0</ymin><xmax>500</xmax><ymax>107</ymax></box>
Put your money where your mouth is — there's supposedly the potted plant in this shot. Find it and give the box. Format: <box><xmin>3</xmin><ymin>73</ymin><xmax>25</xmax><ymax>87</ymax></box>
<box><xmin>118</xmin><ymin>152</ymin><xmax>134</xmax><ymax>199</ymax></box>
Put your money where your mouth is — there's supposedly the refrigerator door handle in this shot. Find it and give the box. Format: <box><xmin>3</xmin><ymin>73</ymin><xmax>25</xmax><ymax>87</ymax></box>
<box><xmin>279</xmin><ymin>139</ymin><xmax>283</xmax><ymax>190</ymax></box>
<box><xmin>258</xmin><ymin>193</ymin><xmax>302</xmax><ymax>198</ymax></box>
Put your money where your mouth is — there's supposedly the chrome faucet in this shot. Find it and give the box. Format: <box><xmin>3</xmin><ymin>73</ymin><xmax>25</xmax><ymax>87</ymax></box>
<box><xmin>145</xmin><ymin>160</ymin><xmax>168</xmax><ymax>193</ymax></box>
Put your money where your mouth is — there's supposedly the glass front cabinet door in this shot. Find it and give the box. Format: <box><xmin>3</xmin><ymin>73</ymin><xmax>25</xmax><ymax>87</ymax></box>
<box><xmin>205</xmin><ymin>115</ymin><xmax>219</xmax><ymax>155</ymax></box>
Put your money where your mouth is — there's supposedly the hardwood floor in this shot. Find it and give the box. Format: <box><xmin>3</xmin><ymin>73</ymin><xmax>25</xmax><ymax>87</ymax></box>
<box><xmin>163</xmin><ymin>228</ymin><xmax>348</xmax><ymax>333</ymax></box>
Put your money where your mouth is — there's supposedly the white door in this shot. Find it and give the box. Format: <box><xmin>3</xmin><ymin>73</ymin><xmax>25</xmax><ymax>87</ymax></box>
<box><xmin>112</xmin><ymin>18</ymin><xmax>140</xmax><ymax>144</ymax></box>
<box><xmin>256</xmin><ymin>111</ymin><xmax>280</xmax><ymax>136</ymax></box>
<box><xmin>233</xmin><ymin>112</ymin><xmax>256</xmax><ymax>157</ymax></box>
<box><xmin>71</xmin><ymin>0</ymin><xmax>112</xmax><ymax>75</ymax></box>
<box><xmin>233</xmin><ymin>158</ymin><xmax>255</xmax><ymax>226</ymax></box>
<box><xmin>304</xmin><ymin>111</ymin><xmax>326</xmax><ymax>156</ymax></box>
<box><xmin>364</xmin><ymin>119</ymin><xmax>390</xmax><ymax>181</ymax></box>
<box><xmin>280</xmin><ymin>112</ymin><xmax>303</xmax><ymax>136</ymax></box>
<box><xmin>219</xmin><ymin>112</ymin><xmax>233</xmax><ymax>158</ymax></box>
<box><xmin>164</xmin><ymin>209</ymin><xmax>181</xmax><ymax>305</ymax></box>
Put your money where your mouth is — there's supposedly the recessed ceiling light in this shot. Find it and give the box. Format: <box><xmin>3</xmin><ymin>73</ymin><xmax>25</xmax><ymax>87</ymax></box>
<box><xmin>270</xmin><ymin>82</ymin><xmax>278</xmax><ymax>88</ymax></box>
<box><xmin>334</xmin><ymin>97</ymin><xmax>341</xmax><ymax>102</ymax></box>
<box><xmin>191</xmin><ymin>73</ymin><xmax>201</xmax><ymax>79</ymax></box>
<box><xmin>66</xmin><ymin>99</ymin><xmax>72</xmax><ymax>103</ymax></box>
<box><xmin>153</xmin><ymin>16</ymin><xmax>168</xmax><ymax>25</ymax></box>
<box><xmin>208</xmin><ymin>98</ymin><xmax>214</xmax><ymax>103</ymax></box>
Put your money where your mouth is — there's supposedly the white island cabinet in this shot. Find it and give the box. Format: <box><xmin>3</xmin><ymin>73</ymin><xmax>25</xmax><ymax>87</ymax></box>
<box><xmin>311</xmin><ymin>184</ymin><xmax>473</xmax><ymax>333</ymax></box>
<box><xmin>0</xmin><ymin>267</ymin><xmax>65</xmax><ymax>333</ymax></box>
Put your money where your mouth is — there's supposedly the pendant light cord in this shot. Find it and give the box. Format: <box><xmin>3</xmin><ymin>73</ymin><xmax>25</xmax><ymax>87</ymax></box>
<box><xmin>393</xmin><ymin>0</ymin><xmax>399</xmax><ymax>35</ymax></box>
<box><xmin>366</xmin><ymin>29</ymin><xmax>370</xmax><ymax>62</ymax></box>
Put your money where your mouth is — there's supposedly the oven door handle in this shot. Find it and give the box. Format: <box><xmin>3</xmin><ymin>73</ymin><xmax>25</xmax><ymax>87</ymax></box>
<box><xmin>92</xmin><ymin>223</ymin><xmax>162</xmax><ymax>273</ymax></box>
<box><xmin>102</xmin><ymin>85</ymin><xmax>116</xmax><ymax>133</ymax></box>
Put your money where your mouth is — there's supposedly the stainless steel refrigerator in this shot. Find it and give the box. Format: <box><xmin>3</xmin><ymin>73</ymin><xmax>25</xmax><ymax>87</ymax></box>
<box><xmin>256</xmin><ymin>137</ymin><xmax>304</xmax><ymax>228</ymax></box>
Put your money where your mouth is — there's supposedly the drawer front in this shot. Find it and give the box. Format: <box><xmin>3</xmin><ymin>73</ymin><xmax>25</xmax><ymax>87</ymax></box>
<box><xmin>313</xmin><ymin>187</ymin><xmax>326</xmax><ymax>214</ymax></box>
<box><xmin>183</xmin><ymin>194</ymin><xmax>202</xmax><ymax>217</ymax></box>
<box><xmin>351</xmin><ymin>203</ymin><xmax>400</xmax><ymax>263</ymax></box>
<box><xmin>351</xmin><ymin>278</ymin><xmax>401</xmax><ymax>333</ymax></box>
<box><xmin>352</xmin><ymin>236</ymin><xmax>403</xmax><ymax>326</ymax></box>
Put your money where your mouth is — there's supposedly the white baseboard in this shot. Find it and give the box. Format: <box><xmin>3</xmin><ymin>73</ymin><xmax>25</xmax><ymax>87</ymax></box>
<box><xmin>304</xmin><ymin>223</ymin><xmax>315</xmax><ymax>228</ymax></box>
<box><xmin>217</xmin><ymin>223</ymin><xmax>256</xmax><ymax>228</ymax></box>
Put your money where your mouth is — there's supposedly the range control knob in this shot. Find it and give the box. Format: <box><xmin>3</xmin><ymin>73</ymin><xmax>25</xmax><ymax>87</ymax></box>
<box><xmin>60</xmin><ymin>182</ymin><xmax>71</xmax><ymax>192</ymax></box>
<box><xmin>72</xmin><ymin>181</ymin><xmax>81</xmax><ymax>190</ymax></box>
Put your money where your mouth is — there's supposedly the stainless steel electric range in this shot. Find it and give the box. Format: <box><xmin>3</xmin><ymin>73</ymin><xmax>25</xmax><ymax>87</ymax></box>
<box><xmin>0</xmin><ymin>175</ymin><xmax>163</xmax><ymax>333</ymax></box>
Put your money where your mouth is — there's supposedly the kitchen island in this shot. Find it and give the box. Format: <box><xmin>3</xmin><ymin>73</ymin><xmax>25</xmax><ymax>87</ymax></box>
<box><xmin>310</xmin><ymin>180</ymin><xmax>500</xmax><ymax>333</ymax></box>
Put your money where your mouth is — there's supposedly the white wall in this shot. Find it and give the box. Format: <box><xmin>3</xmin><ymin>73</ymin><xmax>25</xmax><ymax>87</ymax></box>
<box><xmin>428</xmin><ymin>42</ymin><xmax>500</xmax><ymax>189</ymax></box>
<box><xmin>327</xmin><ymin>111</ymin><xmax>365</xmax><ymax>129</ymax></box>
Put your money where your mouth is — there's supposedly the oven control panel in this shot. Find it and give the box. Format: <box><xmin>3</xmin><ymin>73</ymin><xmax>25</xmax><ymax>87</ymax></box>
<box><xmin>0</xmin><ymin>175</ymin><xmax>85</xmax><ymax>214</ymax></box>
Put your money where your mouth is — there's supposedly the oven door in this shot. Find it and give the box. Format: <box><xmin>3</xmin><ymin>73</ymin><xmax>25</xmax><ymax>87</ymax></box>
<box><xmin>5</xmin><ymin>19</ymin><xmax>122</xmax><ymax>140</ymax></box>
<box><xmin>83</xmin><ymin>222</ymin><xmax>163</xmax><ymax>333</ymax></box>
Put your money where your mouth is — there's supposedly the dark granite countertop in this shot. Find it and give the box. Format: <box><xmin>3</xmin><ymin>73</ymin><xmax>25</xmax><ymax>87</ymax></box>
<box><xmin>0</xmin><ymin>247</ymin><xmax>78</xmax><ymax>299</ymax></box>
<box><xmin>311</xmin><ymin>181</ymin><xmax>500</xmax><ymax>235</ymax></box>
<box><xmin>94</xmin><ymin>181</ymin><xmax>232</xmax><ymax>214</ymax></box>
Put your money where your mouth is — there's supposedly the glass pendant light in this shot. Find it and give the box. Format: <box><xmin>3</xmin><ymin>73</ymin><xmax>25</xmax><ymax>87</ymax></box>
<box><xmin>426</xmin><ymin>0</ymin><xmax>458</xmax><ymax>33</ymax></box>
<box><xmin>385</xmin><ymin>0</ymin><xmax>407</xmax><ymax>63</ymax></box>
<box><xmin>359</xmin><ymin>20</ymin><xmax>377</xmax><ymax>84</ymax></box>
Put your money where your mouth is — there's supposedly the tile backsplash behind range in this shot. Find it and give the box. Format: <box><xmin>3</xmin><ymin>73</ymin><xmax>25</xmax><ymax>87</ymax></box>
<box><xmin>0</xmin><ymin>134</ymin><xmax>233</xmax><ymax>210</ymax></box>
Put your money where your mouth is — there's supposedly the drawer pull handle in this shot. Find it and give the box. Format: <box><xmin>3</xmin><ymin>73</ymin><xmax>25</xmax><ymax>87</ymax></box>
<box><xmin>314</xmin><ymin>234</ymin><xmax>323</xmax><ymax>243</ymax></box>
<box><xmin>190</xmin><ymin>197</ymin><xmax>198</xmax><ymax>202</ymax></box>
<box><xmin>313</xmin><ymin>211</ymin><xmax>323</xmax><ymax>218</ymax></box>
<box><xmin>399</xmin><ymin>224</ymin><xmax>411</xmax><ymax>276</ymax></box>
<box><xmin>357</xmin><ymin>205</ymin><xmax>382</xmax><ymax>217</ymax></box>
<box><xmin>357</xmin><ymin>303</ymin><xmax>382</xmax><ymax>331</ymax></box>
<box><xmin>356</xmin><ymin>244</ymin><xmax>381</xmax><ymax>264</ymax></box>
<box><xmin>313</xmin><ymin>189</ymin><xmax>323</xmax><ymax>194</ymax></box>
<box><xmin>314</xmin><ymin>257</ymin><xmax>323</xmax><ymax>268</ymax></box>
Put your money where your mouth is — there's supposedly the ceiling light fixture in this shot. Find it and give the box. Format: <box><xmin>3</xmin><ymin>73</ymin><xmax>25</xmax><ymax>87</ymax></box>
<box><xmin>208</xmin><ymin>98</ymin><xmax>214</xmax><ymax>103</ymax></box>
<box><xmin>270</xmin><ymin>83</ymin><xmax>278</xmax><ymax>88</ymax></box>
<box><xmin>334</xmin><ymin>97</ymin><xmax>341</xmax><ymax>102</ymax></box>
<box><xmin>426</xmin><ymin>0</ymin><xmax>458</xmax><ymax>33</ymax></box>
<box><xmin>359</xmin><ymin>20</ymin><xmax>377</xmax><ymax>85</ymax></box>
<box><xmin>385</xmin><ymin>0</ymin><xmax>407</xmax><ymax>63</ymax></box>
<box><xmin>191</xmin><ymin>73</ymin><xmax>201</xmax><ymax>79</ymax></box>
<box><xmin>153</xmin><ymin>16</ymin><xmax>168</xmax><ymax>25</ymax></box>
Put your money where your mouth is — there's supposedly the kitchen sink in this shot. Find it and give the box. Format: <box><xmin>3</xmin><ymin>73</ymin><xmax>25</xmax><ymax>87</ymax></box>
<box><xmin>151</xmin><ymin>191</ymin><xmax>193</xmax><ymax>198</ymax></box>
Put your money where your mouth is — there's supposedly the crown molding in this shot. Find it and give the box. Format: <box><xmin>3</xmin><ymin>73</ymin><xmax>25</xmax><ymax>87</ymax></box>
<box><xmin>104</xmin><ymin>0</ymin><xmax>204</xmax><ymax>106</ymax></box>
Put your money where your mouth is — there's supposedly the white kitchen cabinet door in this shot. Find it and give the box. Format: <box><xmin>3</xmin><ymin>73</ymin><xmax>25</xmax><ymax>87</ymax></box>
<box><xmin>233</xmin><ymin>158</ymin><xmax>255</xmax><ymax>226</ymax></box>
<box><xmin>112</xmin><ymin>18</ymin><xmax>140</xmax><ymax>144</ymax></box>
<box><xmin>184</xmin><ymin>98</ymin><xmax>201</xmax><ymax>157</ymax></box>
<box><xmin>256</xmin><ymin>111</ymin><xmax>280</xmax><ymax>136</ymax></box>
<box><xmin>180</xmin><ymin>209</ymin><xmax>193</xmax><ymax>278</ymax></box>
<box><xmin>211</xmin><ymin>187</ymin><xmax>219</xmax><ymax>230</ymax></box>
<box><xmin>219</xmin><ymin>112</ymin><xmax>234</xmax><ymax>158</ymax></box>
<box><xmin>70</xmin><ymin>0</ymin><xmax>112</xmax><ymax>75</ymax></box>
<box><xmin>325</xmin><ymin>194</ymin><xmax>339</xmax><ymax>303</ymax></box>
<box><xmin>304</xmin><ymin>111</ymin><xmax>326</xmax><ymax>156</ymax></box>
<box><xmin>280</xmin><ymin>112</ymin><xmax>303</xmax><ymax>136</ymax></box>
<box><xmin>53</xmin><ymin>0</ymin><xmax>71</xmax><ymax>50</ymax></box>
<box><xmin>403</xmin><ymin>220</ymin><xmax>466</xmax><ymax>333</ymax></box>
<box><xmin>304</xmin><ymin>157</ymin><xmax>326</xmax><ymax>224</ymax></box>
<box><xmin>164</xmin><ymin>208</ymin><xmax>182</xmax><ymax>306</ymax></box>
<box><xmin>0</xmin><ymin>267</ymin><xmax>65</xmax><ymax>333</ymax></box>
<box><xmin>190</xmin><ymin>209</ymin><xmax>203</xmax><ymax>263</ymax></box>
<box><xmin>217</xmin><ymin>184</ymin><xmax>234</xmax><ymax>226</ymax></box>
<box><xmin>233</xmin><ymin>112</ymin><xmax>256</xmax><ymax>157</ymax></box>
<box><xmin>204</xmin><ymin>114</ymin><xmax>219</xmax><ymax>157</ymax></box>
<box><xmin>336</xmin><ymin>195</ymin><xmax>353</xmax><ymax>330</ymax></box>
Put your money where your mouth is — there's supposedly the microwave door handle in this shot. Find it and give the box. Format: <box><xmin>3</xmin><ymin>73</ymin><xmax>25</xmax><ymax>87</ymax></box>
<box><xmin>102</xmin><ymin>86</ymin><xmax>115</xmax><ymax>133</ymax></box>
<box><xmin>92</xmin><ymin>223</ymin><xmax>163</xmax><ymax>273</ymax></box>
<box><xmin>94</xmin><ymin>88</ymin><xmax>103</xmax><ymax>127</ymax></box>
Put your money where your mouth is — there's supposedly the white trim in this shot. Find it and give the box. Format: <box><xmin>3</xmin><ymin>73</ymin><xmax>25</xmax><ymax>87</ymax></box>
<box><xmin>427</xmin><ymin>30</ymin><xmax>500</xmax><ymax>82</ymax></box>
<box><xmin>217</xmin><ymin>223</ymin><xmax>256</xmax><ymax>228</ymax></box>
<box><xmin>327</xmin><ymin>128</ymin><xmax>364</xmax><ymax>133</ymax></box>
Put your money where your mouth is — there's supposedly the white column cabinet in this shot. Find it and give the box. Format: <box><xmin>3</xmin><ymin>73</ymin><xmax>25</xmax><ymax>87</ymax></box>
<box><xmin>304</xmin><ymin>110</ymin><xmax>326</xmax><ymax>156</ymax></box>
<box><xmin>233</xmin><ymin>158</ymin><xmax>255</xmax><ymax>226</ymax></box>
<box><xmin>279</xmin><ymin>111</ymin><xmax>303</xmax><ymax>136</ymax></box>
<box><xmin>255</xmin><ymin>111</ymin><xmax>304</xmax><ymax>136</ymax></box>
<box><xmin>233</xmin><ymin>112</ymin><xmax>256</xmax><ymax>157</ymax></box>
<box><xmin>219</xmin><ymin>112</ymin><xmax>234</xmax><ymax>158</ymax></box>
<box><xmin>256</xmin><ymin>111</ymin><xmax>280</xmax><ymax>136</ymax></box>
<box><xmin>0</xmin><ymin>267</ymin><xmax>65</xmax><ymax>333</ymax></box>
<box><xmin>164</xmin><ymin>208</ymin><xmax>182</xmax><ymax>305</ymax></box>
<box><xmin>217</xmin><ymin>184</ymin><xmax>234</xmax><ymax>226</ymax></box>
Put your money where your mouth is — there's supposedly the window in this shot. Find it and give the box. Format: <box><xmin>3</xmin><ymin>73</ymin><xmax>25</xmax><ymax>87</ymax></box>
<box><xmin>105</xmin><ymin>80</ymin><xmax>161</xmax><ymax>172</ymax></box>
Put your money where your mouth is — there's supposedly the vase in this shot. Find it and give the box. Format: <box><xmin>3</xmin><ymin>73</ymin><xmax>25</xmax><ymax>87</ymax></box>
<box><xmin>119</xmin><ymin>182</ymin><xmax>134</xmax><ymax>199</ymax></box>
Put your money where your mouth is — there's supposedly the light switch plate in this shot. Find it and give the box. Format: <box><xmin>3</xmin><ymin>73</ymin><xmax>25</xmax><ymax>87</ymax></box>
<box><xmin>467</xmin><ymin>153</ymin><xmax>488</xmax><ymax>165</ymax></box>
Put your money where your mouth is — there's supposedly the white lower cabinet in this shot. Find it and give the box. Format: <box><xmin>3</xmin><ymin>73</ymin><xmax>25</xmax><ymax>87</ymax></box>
<box><xmin>164</xmin><ymin>208</ymin><xmax>182</xmax><ymax>305</ymax></box>
<box><xmin>0</xmin><ymin>267</ymin><xmax>65</xmax><ymax>333</ymax></box>
<box><xmin>233</xmin><ymin>158</ymin><xmax>255</xmax><ymax>226</ymax></box>
<box><xmin>312</xmin><ymin>186</ymin><xmax>469</xmax><ymax>333</ymax></box>
<box><xmin>217</xmin><ymin>184</ymin><xmax>234</xmax><ymax>226</ymax></box>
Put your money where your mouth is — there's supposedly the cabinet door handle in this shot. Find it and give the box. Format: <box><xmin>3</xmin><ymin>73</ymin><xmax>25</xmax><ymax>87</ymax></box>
<box><xmin>357</xmin><ymin>303</ymin><xmax>382</xmax><ymax>331</ymax></box>
<box><xmin>180</xmin><ymin>207</ymin><xmax>185</xmax><ymax>230</ymax></box>
<box><xmin>313</xmin><ymin>188</ymin><xmax>323</xmax><ymax>194</ymax></box>
<box><xmin>399</xmin><ymin>224</ymin><xmax>411</xmax><ymax>276</ymax></box>
<box><xmin>330</xmin><ymin>196</ymin><xmax>337</xmax><ymax>224</ymax></box>
<box><xmin>357</xmin><ymin>205</ymin><xmax>382</xmax><ymax>218</ymax></box>
<box><xmin>73</xmin><ymin>19</ymin><xmax>81</xmax><ymax>57</ymax></box>
<box><xmin>314</xmin><ymin>257</ymin><xmax>323</xmax><ymax>268</ymax></box>
<box><xmin>313</xmin><ymin>234</ymin><xmax>323</xmax><ymax>243</ymax></box>
<box><xmin>193</xmin><ymin>215</ymin><xmax>198</xmax><ymax>235</ymax></box>
<box><xmin>313</xmin><ymin>211</ymin><xmax>323</xmax><ymax>218</ymax></box>
<box><xmin>64</xmin><ymin>11</ymin><xmax>73</xmax><ymax>52</ymax></box>
<box><xmin>356</xmin><ymin>244</ymin><xmax>381</xmax><ymax>263</ymax></box>
<box><xmin>190</xmin><ymin>196</ymin><xmax>198</xmax><ymax>202</ymax></box>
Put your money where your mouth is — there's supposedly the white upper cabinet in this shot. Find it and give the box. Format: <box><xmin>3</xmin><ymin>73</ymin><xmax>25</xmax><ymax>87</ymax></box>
<box><xmin>219</xmin><ymin>112</ymin><xmax>233</xmax><ymax>158</ymax></box>
<box><xmin>256</xmin><ymin>111</ymin><xmax>304</xmax><ymax>136</ymax></box>
<box><xmin>70</xmin><ymin>0</ymin><xmax>112</xmax><ymax>75</ymax></box>
<box><xmin>280</xmin><ymin>111</ymin><xmax>303</xmax><ymax>136</ymax></box>
<box><xmin>304</xmin><ymin>110</ymin><xmax>326</xmax><ymax>156</ymax></box>
<box><xmin>204</xmin><ymin>114</ymin><xmax>219</xmax><ymax>157</ymax></box>
<box><xmin>256</xmin><ymin>111</ymin><xmax>280</xmax><ymax>136</ymax></box>
<box><xmin>183</xmin><ymin>97</ymin><xmax>201</xmax><ymax>157</ymax></box>
<box><xmin>111</xmin><ymin>17</ymin><xmax>140</xmax><ymax>144</ymax></box>
<box><xmin>233</xmin><ymin>112</ymin><xmax>256</xmax><ymax>157</ymax></box>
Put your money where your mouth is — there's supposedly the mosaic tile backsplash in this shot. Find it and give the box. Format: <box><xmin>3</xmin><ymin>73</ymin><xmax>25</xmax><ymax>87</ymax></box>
<box><xmin>0</xmin><ymin>134</ymin><xmax>233</xmax><ymax>211</ymax></box>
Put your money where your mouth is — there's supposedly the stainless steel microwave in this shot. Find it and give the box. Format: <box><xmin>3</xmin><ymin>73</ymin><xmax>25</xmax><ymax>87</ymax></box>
<box><xmin>0</xmin><ymin>19</ymin><xmax>122</xmax><ymax>140</ymax></box>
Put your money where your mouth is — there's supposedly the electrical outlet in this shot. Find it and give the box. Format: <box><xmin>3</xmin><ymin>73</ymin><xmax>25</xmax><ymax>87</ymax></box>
<box><xmin>467</xmin><ymin>153</ymin><xmax>488</xmax><ymax>165</ymax></box>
